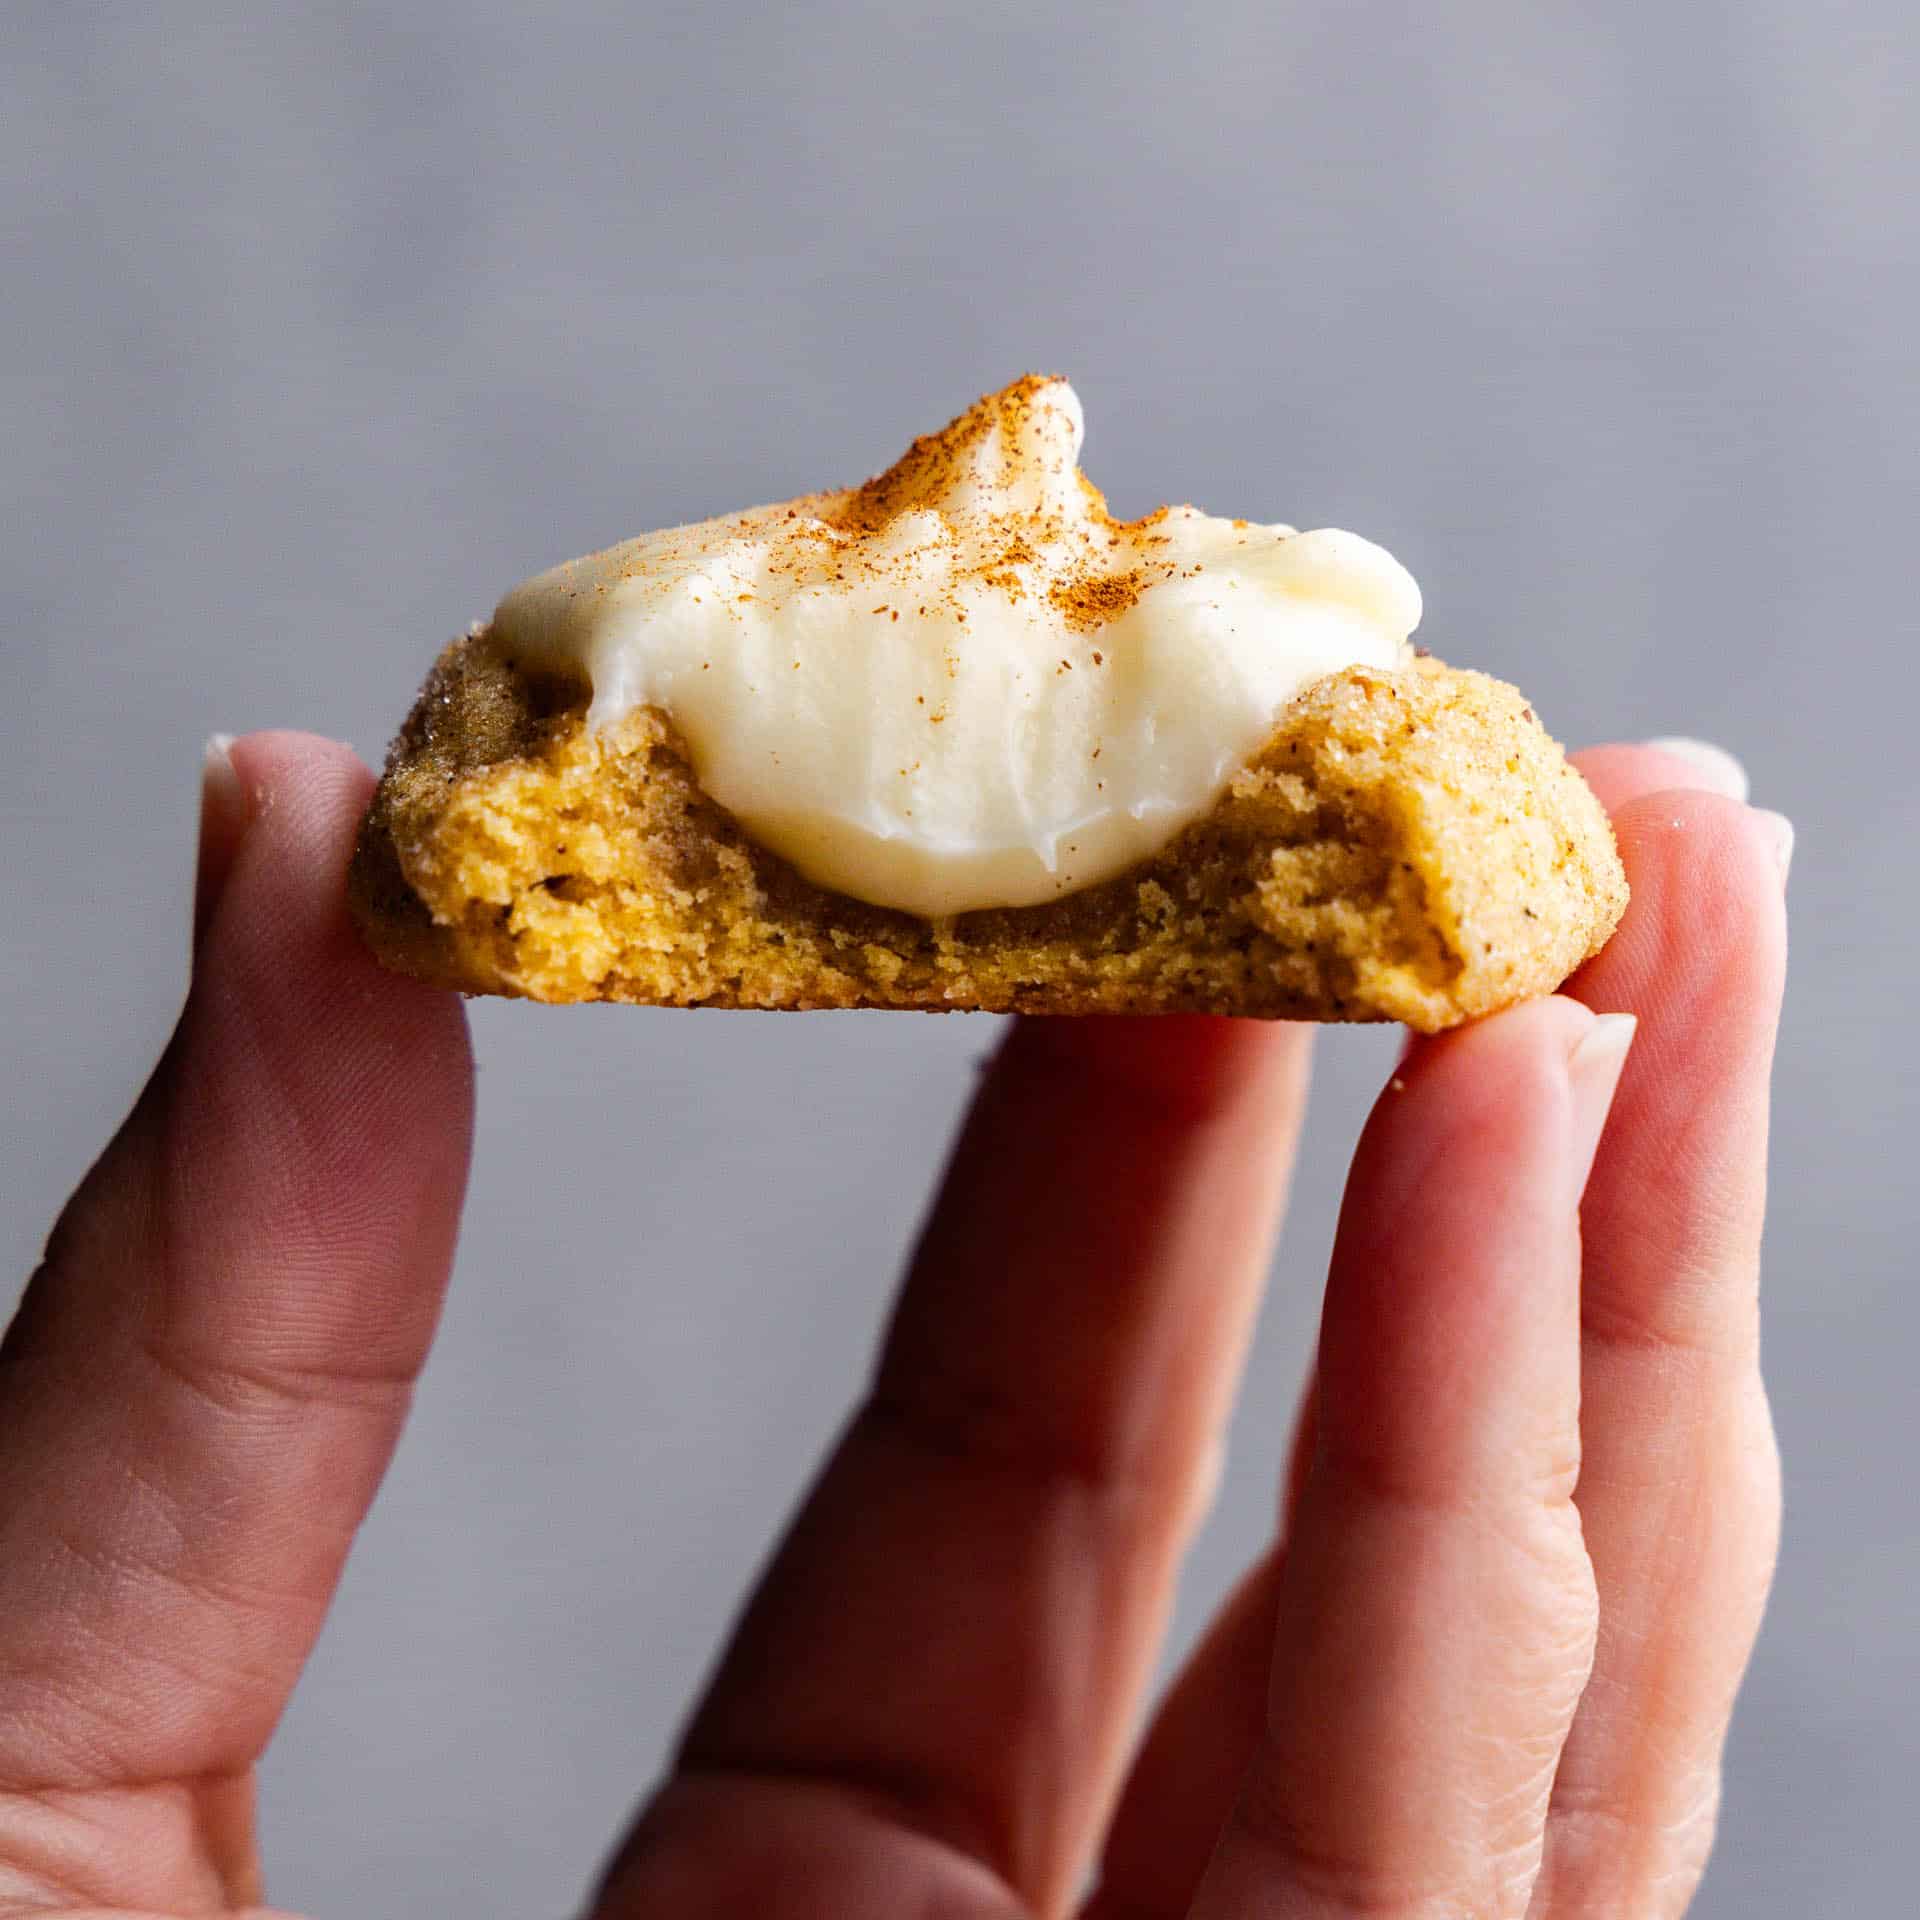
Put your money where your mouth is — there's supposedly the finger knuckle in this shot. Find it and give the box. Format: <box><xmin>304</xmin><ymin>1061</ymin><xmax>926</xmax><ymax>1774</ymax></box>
<box><xmin>1542</xmin><ymin>1765</ymin><xmax>1722</xmax><ymax>1916</ymax></box>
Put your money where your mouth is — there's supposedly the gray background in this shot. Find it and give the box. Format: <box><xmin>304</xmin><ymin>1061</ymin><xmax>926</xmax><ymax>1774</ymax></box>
<box><xmin>4</xmin><ymin>2</ymin><xmax>1915</xmax><ymax>1913</ymax></box>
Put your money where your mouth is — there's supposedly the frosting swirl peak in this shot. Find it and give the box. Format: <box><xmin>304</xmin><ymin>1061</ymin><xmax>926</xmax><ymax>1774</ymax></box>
<box><xmin>493</xmin><ymin>376</ymin><xmax>1422</xmax><ymax>916</ymax></box>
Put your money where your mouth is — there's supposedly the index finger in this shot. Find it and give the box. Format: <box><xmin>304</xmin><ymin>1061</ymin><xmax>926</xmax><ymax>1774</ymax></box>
<box><xmin>1537</xmin><ymin>779</ymin><xmax>1789</xmax><ymax>1913</ymax></box>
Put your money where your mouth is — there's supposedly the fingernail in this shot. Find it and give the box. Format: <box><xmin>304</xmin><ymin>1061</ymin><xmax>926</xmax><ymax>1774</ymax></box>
<box><xmin>1751</xmin><ymin>807</ymin><xmax>1794</xmax><ymax>888</ymax></box>
<box><xmin>204</xmin><ymin>732</ymin><xmax>240</xmax><ymax>807</ymax></box>
<box><xmin>194</xmin><ymin>733</ymin><xmax>252</xmax><ymax>944</ymax></box>
<box><xmin>1643</xmin><ymin>736</ymin><xmax>1750</xmax><ymax>802</ymax></box>
<box><xmin>1566</xmin><ymin>1011</ymin><xmax>1637</xmax><ymax>1176</ymax></box>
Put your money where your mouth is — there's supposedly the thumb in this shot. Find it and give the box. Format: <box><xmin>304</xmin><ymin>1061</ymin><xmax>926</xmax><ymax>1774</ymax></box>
<box><xmin>0</xmin><ymin>733</ymin><xmax>471</xmax><ymax>1903</ymax></box>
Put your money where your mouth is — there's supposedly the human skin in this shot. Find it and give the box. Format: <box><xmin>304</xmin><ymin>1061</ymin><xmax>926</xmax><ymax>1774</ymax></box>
<box><xmin>0</xmin><ymin>730</ymin><xmax>1787</xmax><ymax>1918</ymax></box>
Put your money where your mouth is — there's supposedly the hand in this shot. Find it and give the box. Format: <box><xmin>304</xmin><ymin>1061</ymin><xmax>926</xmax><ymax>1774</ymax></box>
<box><xmin>0</xmin><ymin>729</ymin><xmax>1786</xmax><ymax>1918</ymax></box>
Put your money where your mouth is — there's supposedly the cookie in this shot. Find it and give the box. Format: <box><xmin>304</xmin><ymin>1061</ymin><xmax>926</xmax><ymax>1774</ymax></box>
<box><xmin>349</xmin><ymin>633</ymin><xmax>1625</xmax><ymax>1030</ymax></box>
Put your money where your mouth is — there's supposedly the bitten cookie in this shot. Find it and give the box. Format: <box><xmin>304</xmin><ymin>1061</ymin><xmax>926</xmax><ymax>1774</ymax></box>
<box><xmin>349</xmin><ymin>638</ymin><xmax>1624</xmax><ymax>1031</ymax></box>
<box><xmin>350</xmin><ymin>376</ymin><xmax>1625</xmax><ymax>1026</ymax></box>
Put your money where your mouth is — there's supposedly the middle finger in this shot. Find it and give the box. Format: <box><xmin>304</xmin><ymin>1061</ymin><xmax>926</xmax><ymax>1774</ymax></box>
<box><xmin>675</xmin><ymin>1014</ymin><xmax>1312</xmax><ymax>1913</ymax></box>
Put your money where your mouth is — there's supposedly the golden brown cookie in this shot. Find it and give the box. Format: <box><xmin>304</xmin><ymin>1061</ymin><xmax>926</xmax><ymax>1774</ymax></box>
<box><xmin>348</xmin><ymin>631</ymin><xmax>1625</xmax><ymax>1030</ymax></box>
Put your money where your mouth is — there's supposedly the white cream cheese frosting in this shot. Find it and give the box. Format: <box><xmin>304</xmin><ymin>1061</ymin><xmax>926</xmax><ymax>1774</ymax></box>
<box><xmin>492</xmin><ymin>375</ymin><xmax>1422</xmax><ymax>917</ymax></box>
